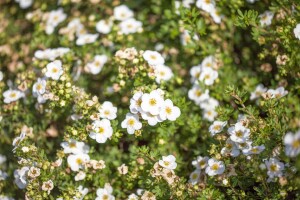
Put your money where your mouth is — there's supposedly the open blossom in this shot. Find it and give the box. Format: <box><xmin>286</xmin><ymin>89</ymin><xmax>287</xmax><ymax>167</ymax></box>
<box><xmin>209</xmin><ymin>121</ymin><xmax>227</xmax><ymax>136</ymax></box>
<box><xmin>96</xmin><ymin>183</ymin><xmax>115</xmax><ymax>200</ymax></box>
<box><xmin>86</xmin><ymin>55</ymin><xmax>108</xmax><ymax>75</ymax></box>
<box><xmin>221</xmin><ymin>139</ymin><xmax>240</xmax><ymax>157</ymax></box>
<box><xmin>61</xmin><ymin>139</ymin><xmax>89</xmax><ymax>154</ymax></box>
<box><xmin>250</xmin><ymin>84</ymin><xmax>267</xmax><ymax>100</ymax></box>
<box><xmin>154</xmin><ymin>65</ymin><xmax>173</xmax><ymax>83</ymax></box>
<box><xmin>96</xmin><ymin>19</ymin><xmax>113</xmax><ymax>34</ymax></box>
<box><xmin>67</xmin><ymin>153</ymin><xmax>90</xmax><ymax>171</ymax></box>
<box><xmin>189</xmin><ymin>169</ymin><xmax>201</xmax><ymax>185</ymax></box>
<box><xmin>15</xmin><ymin>0</ymin><xmax>33</xmax><ymax>9</ymax></box>
<box><xmin>89</xmin><ymin>119</ymin><xmax>113</xmax><ymax>143</ymax></box>
<box><xmin>114</xmin><ymin>5</ymin><xmax>134</xmax><ymax>21</ymax></box>
<box><xmin>34</xmin><ymin>47</ymin><xmax>70</xmax><ymax>61</ymax></box>
<box><xmin>284</xmin><ymin>130</ymin><xmax>300</xmax><ymax>157</ymax></box>
<box><xmin>199</xmin><ymin>67</ymin><xmax>218</xmax><ymax>85</ymax></box>
<box><xmin>118</xmin><ymin>164</ymin><xmax>128</xmax><ymax>175</ymax></box>
<box><xmin>159</xmin><ymin>99</ymin><xmax>181</xmax><ymax>121</ymax></box>
<box><xmin>259</xmin><ymin>11</ymin><xmax>274</xmax><ymax>26</ymax></box>
<box><xmin>119</xmin><ymin>18</ymin><xmax>142</xmax><ymax>35</ymax></box>
<box><xmin>192</xmin><ymin>156</ymin><xmax>209</xmax><ymax>170</ymax></box>
<box><xmin>188</xmin><ymin>85</ymin><xmax>210</xmax><ymax>104</ymax></box>
<box><xmin>158</xmin><ymin>155</ymin><xmax>177</xmax><ymax>170</ymax></box>
<box><xmin>121</xmin><ymin>113</ymin><xmax>142</xmax><ymax>134</ymax></box>
<box><xmin>75</xmin><ymin>171</ymin><xmax>86</xmax><ymax>181</ymax></box>
<box><xmin>27</xmin><ymin>166</ymin><xmax>40</xmax><ymax>178</ymax></box>
<box><xmin>42</xmin><ymin>180</ymin><xmax>54</xmax><ymax>194</ymax></box>
<box><xmin>143</xmin><ymin>50</ymin><xmax>165</xmax><ymax>66</ymax></box>
<box><xmin>228</xmin><ymin>123</ymin><xmax>251</xmax><ymax>143</ymax></box>
<box><xmin>3</xmin><ymin>89</ymin><xmax>24</xmax><ymax>104</ymax></box>
<box><xmin>294</xmin><ymin>23</ymin><xmax>300</xmax><ymax>40</ymax></box>
<box><xmin>205</xmin><ymin>158</ymin><xmax>225</xmax><ymax>176</ymax></box>
<box><xmin>74</xmin><ymin>185</ymin><xmax>89</xmax><ymax>200</ymax></box>
<box><xmin>46</xmin><ymin>9</ymin><xmax>67</xmax><ymax>35</ymax></box>
<box><xmin>45</xmin><ymin>60</ymin><xmax>63</xmax><ymax>80</ymax></box>
<box><xmin>243</xmin><ymin>145</ymin><xmax>265</xmax><ymax>155</ymax></box>
<box><xmin>265</xmin><ymin>158</ymin><xmax>285</xmax><ymax>180</ymax></box>
<box><xmin>99</xmin><ymin>101</ymin><xmax>117</xmax><ymax>120</ymax></box>
<box><xmin>141</xmin><ymin>111</ymin><xmax>162</xmax><ymax>126</ymax></box>
<box><xmin>32</xmin><ymin>78</ymin><xmax>46</xmax><ymax>95</ymax></box>
<box><xmin>190</xmin><ymin>65</ymin><xmax>202</xmax><ymax>83</ymax></box>
<box><xmin>141</xmin><ymin>90</ymin><xmax>164</xmax><ymax>115</ymax></box>
<box><xmin>203</xmin><ymin>109</ymin><xmax>218</xmax><ymax>122</ymax></box>
<box><xmin>129</xmin><ymin>91</ymin><xmax>143</xmax><ymax>114</ymax></box>
<box><xmin>76</xmin><ymin>33</ymin><xmax>98</xmax><ymax>46</ymax></box>
<box><xmin>127</xmin><ymin>193</ymin><xmax>139</xmax><ymax>200</ymax></box>
<box><xmin>210</xmin><ymin>8</ymin><xmax>223</xmax><ymax>24</ymax></box>
<box><xmin>266</xmin><ymin>87</ymin><xmax>288</xmax><ymax>99</ymax></box>
<box><xmin>196</xmin><ymin>0</ymin><xmax>216</xmax><ymax>13</ymax></box>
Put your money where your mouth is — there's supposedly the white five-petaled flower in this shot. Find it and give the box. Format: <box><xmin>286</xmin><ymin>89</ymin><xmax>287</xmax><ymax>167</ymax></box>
<box><xmin>250</xmin><ymin>84</ymin><xmax>267</xmax><ymax>100</ymax></box>
<box><xmin>221</xmin><ymin>138</ymin><xmax>240</xmax><ymax>157</ymax></box>
<box><xmin>45</xmin><ymin>9</ymin><xmax>67</xmax><ymax>35</ymax></box>
<box><xmin>259</xmin><ymin>11</ymin><xmax>274</xmax><ymax>26</ymax></box>
<box><xmin>143</xmin><ymin>50</ymin><xmax>165</xmax><ymax>66</ymax></box>
<box><xmin>96</xmin><ymin>183</ymin><xmax>115</xmax><ymax>200</ymax></box>
<box><xmin>159</xmin><ymin>155</ymin><xmax>177</xmax><ymax>170</ymax></box>
<box><xmin>119</xmin><ymin>18</ymin><xmax>142</xmax><ymax>35</ymax></box>
<box><xmin>86</xmin><ymin>55</ymin><xmax>108</xmax><ymax>75</ymax></box>
<box><xmin>76</xmin><ymin>33</ymin><xmax>99</xmax><ymax>46</ymax></box>
<box><xmin>294</xmin><ymin>23</ymin><xmax>300</xmax><ymax>40</ymax></box>
<box><xmin>228</xmin><ymin>123</ymin><xmax>251</xmax><ymax>143</ymax></box>
<box><xmin>41</xmin><ymin>180</ymin><xmax>54</xmax><ymax>194</ymax></box>
<box><xmin>188</xmin><ymin>85</ymin><xmax>210</xmax><ymax>104</ymax></box>
<box><xmin>3</xmin><ymin>89</ymin><xmax>24</xmax><ymax>104</ymax></box>
<box><xmin>159</xmin><ymin>99</ymin><xmax>181</xmax><ymax>121</ymax></box>
<box><xmin>89</xmin><ymin>119</ymin><xmax>113</xmax><ymax>143</ymax></box>
<box><xmin>205</xmin><ymin>158</ymin><xmax>225</xmax><ymax>176</ymax></box>
<box><xmin>192</xmin><ymin>156</ymin><xmax>209</xmax><ymax>170</ymax></box>
<box><xmin>153</xmin><ymin>65</ymin><xmax>173</xmax><ymax>84</ymax></box>
<box><xmin>209</xmin><ymin>120</ymin><xmax>227</xmax><ymax>136</ymax></box>
<box><xmin>121</xmin><ymin>113</ymin><xmax>142</xmax><ymax>134</ymax></box>
<box><xmin>129</xmin><ymin>91</ymin><xmax>143</xmax><ymax>114</ymax></box>
<box><xmin>32</xmin><ymin>78</ymin><xmax>46</xmax><ymax>95</ymax></box>
<box><xmin>284</xmin><ymin>130</ymin><xmax>300</xmax><ymax>157</ymax></box>
<box><xmin>266</xmin><ymin>87</ymin><xmax>288</xmax><ymax>99</ymax></box>
<box><xmin>114</xmin><ymin>5</ymin><xmax>134</xmax><ymax>21</ymax></box>
<box><xmin>67</xmin><ymin>153</ymin><xmax>90</xmax><ymax>171</ymax></box>
<box><xmin>99</xmin><ymin>101</ymin><xmax>117</xmax><ymax>120</ymax></box>
<box><xmin>96</xmin><ymin>19</ymin><xmax>113</xmax><ymax>34</ymax></box>
<box><xmin>189</xmin><ymin>169</ymin><xmax>201</xmax><ymax>185</ymax></box>
<box><xmin>45</xmin><ymin>60</ymin><xmax>63</xmax><ymax>80</ymax></box>
<box><xmin>243</xmin><ymin>145</ymin><xmax>265</xmax><ymax>155</ymax></box>
<box><xmin>61</xmin><ymin>139</ymin><xmax>89</xmax><ymax>154</ymax></box>
<box><xmin>141</xmin><ymin>90</ymin><xmax>164</xmax><ymax>115</ymax></box>
<box><xmin>199</xmin><ymin>67</ymin><xmax>218</xmax><ymax>86</ymax></box>
<box><xmin>140</xmin><ymin>111</ymin><xmax>162</xmax><ymax>126</ymax></box>
<box><xmin>265</xmin><ymin>158</ymin><xmax>284</xmax><ymax>180</ymax></box>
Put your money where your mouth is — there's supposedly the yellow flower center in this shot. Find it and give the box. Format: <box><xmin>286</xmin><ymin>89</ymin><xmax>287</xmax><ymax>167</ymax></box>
<box><xmin>76</xmin><ymin>158</ymin><xmax>83</xmax><ymax>165</ymax></box>
<box><xmin>270</xmin><ymin>164</ymin><xmax>278</xmax><ymax>172</ymax></box>
<box><xmin>10</xmin><ymin>92</ymin><xmax>17</xmax><ymax>98</ymax></box>
<box><xmin>236</xmin><ymin>131</ymin><xmax>243</xmax><ymax>137</ymax></box>
<box><xmin>292</xmin><ymin>140</ymin><xmax>300</xmax><ymax>149</ymax></box>
<box><xmin>165</xmin><ymin>107</ymin><xmax>172</xmax><ymax>114</ymax></box>
<box><xmin>211</xmin><ymin>163</ymin><xmax>219</xmax><ymax>171</ymax></box>
<box><xmin>127</xmin><ymin>119</ymin><xmax>135</xmax><ymax>126</ymax></box>
<box><xmin>149</xmin><ymin>98</ymin><xmax>157</xmax><ymax>106</ymax></box>
<box><xmin>164</xmin><ymin>161</ymin><xmax>170</xmax><ymax>166</ymax></box>
<box><xmin>213</xmin><ymin>125</ymin><xmax>221</xmax><ymax>131</ymax></box>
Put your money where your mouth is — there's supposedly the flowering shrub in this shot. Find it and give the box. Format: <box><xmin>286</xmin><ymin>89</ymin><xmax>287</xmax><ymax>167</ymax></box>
<box><xmin>1</xmin><ymin>0</ymin><xmax>300</xmax><ymax>199</ymax></box>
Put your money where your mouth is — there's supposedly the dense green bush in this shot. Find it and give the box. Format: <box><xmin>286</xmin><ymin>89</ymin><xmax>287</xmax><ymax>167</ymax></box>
<box><xmin>0</xmin><ymin>0</ymin><xmax>300</xmax><ymax>199</ymax></box>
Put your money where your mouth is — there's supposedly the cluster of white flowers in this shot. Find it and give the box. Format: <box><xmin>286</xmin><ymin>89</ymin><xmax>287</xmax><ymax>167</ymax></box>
<box><xmin>189</xmin><ymin>156</ymin><xmax>225</xmax><ymax>185</ymax></box>
<box><xmin>294</xmin><ymin>23</ymin><xmax>300</xmax><ymax>40</ymax></box>
<box><xmin>284</xmin><ymin>130</ymin><xmax>300</xmax><ymax>157</ymax></box>
<box><xmin>34</xmin><ymin>47</ymin><xmax>70</xmax><ymax>61</ymax></box>
<box><xmin>259</xmin><ymin>11</ymin><xmax>274</xmax><ymax>26</ymax></box>
<box><xmin>95</xmin><ymin>183</ymin><xmax>115</xmax><ymax>200</ymax></box>
<box><xmin>188</xmin><ymin>55</ymin><xmax>219</xmax><ymax>121</ymax></box>
<box><xmin>264</xmin><ymin>158</ymin><xmax>285</xmax><ymax>182</ymax></box>
<box><xmin>122</xmin><ymin>89</ymin><xmax>181</xmax><ymax>134</ymax></box>
<box><xmin>89</xmin><ymin>101</ymin><xmax>117</xmax><ymax>143</ymax></box>
<box><xmin>196</xmin><ymin>0</ymin><xmax>223</xmax><ymax>24</ymax></box>
<box><xmin>250</xmin><ymin>84</ymin><xmax>288</xmax><ymax>100</ymax></box>
<box><xmin>45</xmin><ymin>8</ymin><xmax>67</xmax><ymax>35</ymax></box>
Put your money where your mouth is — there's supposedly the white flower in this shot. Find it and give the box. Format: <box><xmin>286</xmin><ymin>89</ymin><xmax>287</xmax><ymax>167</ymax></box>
<box><xmin>199</xmin><ymin>97</ymin><xmax>219</xmax><ymax>111</ymax></box>
<box><xmin>96</xmin><ymin>183</ymin><xmax>115</xmax><ymax>200</ymax></box>
<box><xmin>42</xmin><ymin>180</ymin><xmax>54</xmax><ymax>194</ymax></box>
<box><xmin>129</xmin><ymin>91</ymin><xmax>143</xmax><ymax>114</ymax></box>
<box><xmin>189</xmin><ymin>169</ymin><xmax>201</xmax><ymax>185</ymax></box>
<box><xmin>67</xmin><ymin>153</ymin><xmax>90</xmax><ymax>171</ymax></box>
<box><xmin>96</xmin><ymin>19</ymin><xmax>113</xmax><ymax>34</ymax></box>
<box><xmin>61</xmin><ymin>139</ymin><xmax>89</xmax><ymax>154</ymax></box>
<box><xmin>190</xmin><ymin>65</ymin><xmax>202</xmax><ymax>83</ymax></box>
<box><xmin>119</xmin><ymin>18</ymin><xmax>142</xmax><ymax>35</ymax></box>
<box><xmin>199</xmin><ymin>67</ymin><xmax>218</xmax><ymax>86</ymax></box>
<box><xmin>196</xmin><ymin>0</ymin><xmax>215</xmax><ymax>13</ymax></box>
<box><xmin>99</xmin><ymin>101</ymin><xmax>117</xmax><ymax>120</ymax></box>
<box><xmin>294</xmin><ymin>23</ymin><xmax>300</xmax><ymax>40</ymax></box>
<box><xmin>86</xmin><ymin>55</ymin><xmax>108</xmax><ymax>75</ymax></box>
<box><xmin>201</xmin><ymin>55</ymin><xmax>216</xmax><ymax>68</ymax></box>
<box><xmin>14</xmin><ymin>166</ymin><xmax>29</xmax><ymax>189</ymax></box>
<box><xmin>205</xmin><ymin>158</ymin><xmax>225</xmax><ymax>176</ymax></box>
<box><xmin>265</xmin><ymin>158</ymin><xmax>284</xmax><ymax>179</ymax></box>
<box><xmin>89</xmin><ymin>119</ymin><xmax>113</xmax><ymax>143</ymax></box>
<box><xmin>243</xmin><ymin>145</ymin><xmax>265</xmax><ymax>155</ymax></box>
<box><xmin>158</xmin><ymin>155</ymin><xmax>177</xmax><ymax>170</ymax></box>
<box><xmin>114</xmin><ymin>5</ymin><xmax>134</xmax><ymax>21</ymax></box>
<box><xmin>76</xmin><ymin>33</ymin><xmax>98</xmax><ymax>46</ymax></box>
<box><xmin>228</xmin><ymin>123</ymin><xmax>251</xmax><ymax>143</ymax></box>
<box><xmin>192</xmin><ymin>156</ymin><xmax>209</xmax><ymax>169</ymax></box>
<box><xmin>154</xmin><ymin>65</ymin><xmax>173</xmax><ymax>83</ymax></box>
<box><xmin>210</xmin><ymin>8</ymin><xmax>223</xmax><ymax>24</ymax></box>
<box><xmin>3</xmin><ymin>89</ymin><xmax>24</xmax><ymax>104</ymax></box>
<box><xmin>284</xmin><ymin>130</ymin><xmax>300</xmax><ymax>157</ymax></box>
<box><xmin>32</xmin><ymin>78</ymin><xmax>47</xmax><ymax>95</ymax></box>
<box><xmin>209</xmin><ymin>121</ymin><xmax>227</xmax><ymax>136</ymax></box>
<box><xmin>66</xmin><ymin>18</ymin><xmax>85</xmax><ymax>37</ymax></box>
<box><xmin>143</xmin><ymin>50</ymin><xmax>165</xmax><ymax>66</ymax></box>
<box><xmin>267</xmin><ymin>87</ymin><xmax>288</xmax><ymax>99</ymax></box>
<box><xmin>12</xmin><ymin>130</ymin><xmax>26</xmax><ymax>151</ymax></box>
<box><xmin>15</xmin><ymin>0</ymin><xmax>33</xmax><ymax>9</ymax></box>
<box><xmin>46</xmin><ymin>9</ymin><xmax>67</xmax><ymax>35</ymax></box>
<box><xmin>75</xmin><ymin>171</ymin><xmax>86</xmax><ymax>181</ymax></box>
<box><xmin>0</xmin><ymin>155</ymin><xmax>7</xmax><ymax>165</ymax></box>
<box><xmin>74</xmin><ymin>185</ymin><xmax>89</xmax><ymax>200</ymax></box>
<box><xmin>259</xmin><ymin>11</ymin><xmax>274</xmax><ymax>26</ymax></box>
<box><xmin>127</xmin><ymin>193</ymin><xmax>139</xmax><ymax>200</ymax></box>
<box><xmin>140</xmin><ymin>111</ymin><xmax>162</xmax><ymax>126</ymax></box>
<box><xmin>221</xmin><ymin>139</ymin><xmax>240</xmax><ymax>157</ymax></box>
<box><xmin>203</xmin><ymin>109</ymin><xmax>218</xmax><ymax>122</ymax></box>
<box><xmin>159</xmin><ymin>99</ymin><xmax>181</xmax><ymax>121</ymax></box>
<box><xmin>188</xmin><ymin>85</ymin><xmax>210</xmax><ymax>104</ymax></box>
<box><xmin>27</xmin><ymin>166</ymin><xmax>40</xmax><ymax>178</ymax></box>
<box><xmin>180</xmin><ymin>30</ymin><xmax>199</xmax><ymax>46</ymax></box>
<box><xmin>45</xmin><ymin>60</ymin><xmax>63</xmax><ymax>80</ymax></box>
<box><xmin>250</xmin><ymin>84</ymin><xmax>267</xmax><ymax>100</ymax></box>
<box><xmin>34</xmin><ymin>48</ymin><xmax>70</xmax><ymax>61</ymax></box>
<box><xmin>121</xmin><ymin>113</ymin><xmax>142</xmax><ymax>134</ymax></box>
<box><xmin>141</xmin><ymin>90</ymin><xmax>164</xmax><ymax>115</ymax></box>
